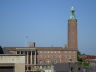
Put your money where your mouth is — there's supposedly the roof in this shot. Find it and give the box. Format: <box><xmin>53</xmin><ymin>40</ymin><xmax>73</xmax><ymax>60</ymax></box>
<box><xmin>82</xmin><ymin>55</ymin><xmax>96</xmax><ymax>61</ymax></box>
<box><xmin>36</xmin><ymin>47</ymin><xmax>77</xmax><ymax>51</ymax></box>
<box><xmin>2</xmin><ymin>48</ymin><xmax>13</xmax><ymax>54</ymax></box>
<box><xmin>3</xmin><ymin>47</ymin><xmax>77</xmax><ymax>51</ymax></box>
<box><xmin>0</xmin><ymin>54</ymin><xmax>25</xmax><ymax>56</ymax></box>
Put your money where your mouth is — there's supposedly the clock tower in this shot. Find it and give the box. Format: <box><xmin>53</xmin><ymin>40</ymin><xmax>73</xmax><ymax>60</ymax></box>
<box><xmin>68</xmin><ymin>7</ymin><xmax>78</xmax><ymax>50</ymax></box>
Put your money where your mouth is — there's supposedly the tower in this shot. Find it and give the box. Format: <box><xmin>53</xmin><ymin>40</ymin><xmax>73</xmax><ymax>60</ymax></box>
<box><xmin>68</xmin><ymin>6</ymin><xmax>78</xmax><ymax>49</ymax></box>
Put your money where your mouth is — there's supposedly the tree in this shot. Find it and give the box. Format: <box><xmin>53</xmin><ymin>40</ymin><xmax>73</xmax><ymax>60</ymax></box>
<box><xmin>77</xmin><ymin>50</ymin><xmax>90</xmax><ymax>68</ymax></box>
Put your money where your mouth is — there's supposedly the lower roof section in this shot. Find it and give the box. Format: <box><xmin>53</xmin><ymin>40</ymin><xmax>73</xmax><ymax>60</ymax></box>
<box><xmin>3</xmin><ymin>47</ymin><xmax>77</xmax><ymax>51</ymax></box>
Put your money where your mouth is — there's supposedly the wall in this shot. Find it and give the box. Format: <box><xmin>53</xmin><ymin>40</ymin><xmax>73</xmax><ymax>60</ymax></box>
<box><xmin>0</xmin><ymin>55</ymin><xmax>25</xmax><ymax>72</ymax></box>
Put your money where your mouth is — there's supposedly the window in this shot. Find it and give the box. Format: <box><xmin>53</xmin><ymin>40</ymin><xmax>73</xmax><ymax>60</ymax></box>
<box><xmin>54</xmin><ymin>60</ymin><xmax>57</xmax><ymax>63</ymax></box>
<box><xmin>69</xmin><ymin>51</ymin><xmax>71</xmax><ymax>53</ymax></box>
<box><xmin>48</xmin><ymin>51</ymin><xmax>49</xmax><ymax>53</ymax></box>
<box><xmin>28</xmin><ymin>67</ymin><xmax>31</xmax><ymax>70</ymax></box>
<box><xmin>40</xmin><ymin>55</ymin><xmax>42</xmax><ymax>58</ymax></box>
<box><xmin>51</xmin><ymin>55</ymin><xmax>53</xmax><ymax>58</ymax></box>
<box><xmin>17</xmin><ymin>51</ymin><xmax>20</xmax><ymax>54</ymax></box>
<box><xmin>40</xmin><ymin>60</ymin><xmax>42</xmax><ymax>64</ymax></box>
<box><xmin>40</xmin><ymin>51</ymin><xmax>42</xmax><ymax>53</ymax></box>
<box><xmin>25</xmin><ymin>66</ymin><xmax>27</xmax><ymax>70</ymax></box>
<box><xmin>25</xmin><ymin>51</ymin><xmax>27</xmax><ymax>55</ymax></box>
<box><xmin>54</xmin><ymin>51</ymin><xmax>56</xmax><ymax>53</ymax></box>
<box><xmin>21</xmin><ymin>51</ymin><xmax>23</xmax><ymax>54</ymax></box>
<box><xmin>65</xmin><ymin>56</ymin><xmax>67</xmax><ymax>58</ymax></box>
<box><xmin>46</xmin><ymin>60</ymin><xmax>50</xmax><ymax>64</ymax></box>
<box><xmin>74</xmin><ymin>51</ymin><xmax>76</xmax><ymax>53</ymax></box>
<box><xmin>48</xmin><ymin>55</ymin><xmax>49</xmax><ymax>58</ymax></box>
<box><xmin>65</xmin><ymin>51</ymin><xmax>67</xmax><ymax>53</ymax></box>
<box><xmin>74</xmin><ymin>56</ymin><xmax>76</xmax><ymax>58</ymax></box>
<box><xmin>44</xmin><ymin>61</ymin><xmax>46</xmax><ymax>64</ymax></box>
<box><xmin>44</xmin><ymin>56</ymin><xmax>46</xmax><ymax>58</ymax></box>
<box><xmin>58</xmin><ymin>51</ymin><xmax>60</xmax><ymax>53</ymax></box>
<box><xmin>59</xmin><ymin>55</ymin><xmax>61</xmax><ymax>58</ymax></box>
<box><xmin>67</xmin><ymin>55</ymin><xmax>71</xmax><ymax>58</ymax></box>
<box><xmin>51</xmin><ymin>51</ymin><xmax>53</xmax><ymax>53</ymax></box>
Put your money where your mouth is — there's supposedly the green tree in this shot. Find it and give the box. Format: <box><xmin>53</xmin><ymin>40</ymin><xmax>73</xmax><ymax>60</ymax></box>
<box><xmin>77</xmin><ymin>51</ymin><xmax>90</xmax><ymax>68</ymax></box>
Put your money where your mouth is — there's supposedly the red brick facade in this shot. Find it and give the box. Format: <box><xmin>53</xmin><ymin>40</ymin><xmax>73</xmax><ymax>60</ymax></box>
<box><xmin>68</xmin><ymin>19</ymin><xmax>78</xmax><ymax>49</ymax></box>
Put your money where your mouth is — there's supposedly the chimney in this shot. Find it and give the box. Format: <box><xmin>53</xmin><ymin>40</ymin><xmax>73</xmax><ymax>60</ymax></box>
<box><xmin>28</xmin><ymin>42</ymin><xmax>35</xmax><ymax>48</ymax></box>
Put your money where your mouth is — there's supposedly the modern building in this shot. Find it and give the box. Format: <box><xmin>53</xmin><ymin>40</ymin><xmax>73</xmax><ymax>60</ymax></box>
<box><xmin>1</xmin><ymin>7</ymin><xmax>78</xmax><ymax>72</ymax></box>
<box><xmin>0</xmin><ymin>54</ymin><xmax>25</xmax><ymax>72</ymax></box>
<box><xmin>54</xmin><ymin>63</ymin><xmax>83</xmax><ymax>72</ymax></box>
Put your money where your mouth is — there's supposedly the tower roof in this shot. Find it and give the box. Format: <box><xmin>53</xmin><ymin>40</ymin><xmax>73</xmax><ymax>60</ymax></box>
<box><xmin>70</xmin><ymin>6</ymin><xmax>76</xmax><ymax>19</ymax></box>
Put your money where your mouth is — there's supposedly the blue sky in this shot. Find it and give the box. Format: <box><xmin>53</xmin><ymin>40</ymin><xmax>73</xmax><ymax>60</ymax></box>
<box><xmin>0</xmin><ymin>0</ymin><xmax>96</xmax><ymax>55</ymax></box>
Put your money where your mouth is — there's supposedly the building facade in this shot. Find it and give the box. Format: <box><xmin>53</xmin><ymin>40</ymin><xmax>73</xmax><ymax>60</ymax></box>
<box><xmin>3</xmin><ymin>47</ymin><xmax>77</xmax><ymax>72</ymax></box>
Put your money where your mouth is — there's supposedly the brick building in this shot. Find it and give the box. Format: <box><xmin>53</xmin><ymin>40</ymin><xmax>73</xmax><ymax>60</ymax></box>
<box><xmin>2</xmin><ymin>7</ymin><xmax>78</xmax><ymax>72</ymax></box>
